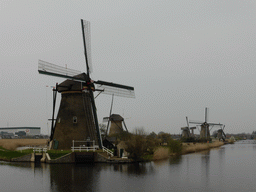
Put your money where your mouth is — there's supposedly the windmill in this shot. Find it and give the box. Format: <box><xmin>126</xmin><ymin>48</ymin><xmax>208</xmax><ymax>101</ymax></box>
<box><xmin>38</xmin><ymin>19</ymin><xmax>135</xmax><ymax>149</ymax></box>
<box><xmin>217</xmin><ymin>125</ymin><xmax>226</xmax><ymax>141</ymax></box>
<box><xmin>181</xmin><ymin>117</ymin><xmax>196</xmax><ymax>138</ymax></box>
<box><xmin>102</xmin><ymin>94</ymin><xmax>129</xmax><ymax>137</ymax></box>
<box><xmin>189</xmin><ymin>107</ymin><xmax>222</xmax><ymax>140</ymax></box>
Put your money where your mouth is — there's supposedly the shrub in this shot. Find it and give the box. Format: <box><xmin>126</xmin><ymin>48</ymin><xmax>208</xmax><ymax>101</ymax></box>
<box><xmin>125</xmin><ymin>127</ymin><xmax>160</xmax><ymax>161</ymax></box>
<box><xmin>125</xmin><ymin>134</ymin><xmax>147</xmax><ymax>161</ymax></box>
<box><xmin>168</xmin><ymin>138</ymin><xmax>182</xmax><ymax>155</ymax></box>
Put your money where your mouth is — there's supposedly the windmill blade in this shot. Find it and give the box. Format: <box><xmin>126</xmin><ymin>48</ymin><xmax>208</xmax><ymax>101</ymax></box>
<box><xmin>209</xmin><ymin>125</ymin><xmax>215</xmax><ymax>131</ymax></box>
<box><xmin>222</xmin><ymin>130</ymin><xmax>226</xmax><ymax>138</ymax></box>
<box><xmin>81</xmin><ymin>19</ymin><xmax>93</xmax><ymax>74</ymax></box>
<box><xmin>109</xmin><ymin>94</ymin><xmax>114</xmax><ymax>116</ymax></box>
<box><xmin>189</xmin><ymin>120</ymin><xmax>204</xmax><ymax>124</ymax></box>
<box><xmin>222</xmin><ymin>125</ymin><xmax>226</xmax><ymax>138</ymax></box>
<box><xmin>95</xmin><ymin>80</ymin><xmax>135</xmax><ymax>98</ymax></box>
<box><xmin>123</xmin><ymin>120</ymin><xmax>129</xmax><ymax>132</ymax></box>
<box><xmin>196</xmin><ymin>125</ymin><xmax>200</xmax><ymax>132</ymax></box>
<box><xmin>205</xmin><ymin>107</ymin><xmax>208</xmax><ymax>123</ymax></box>
<box><xmin>88</xmin><ymin>88</ymin><xmax>102</xmax><ymax>148</ymax></box>
<box><xmin>38</xmin><ymin>60</ymin><xmax>83</xmax><ymax>81</ymax></box>
<box><xmin>103</xmin><ymin>117</ymin><xmax>109</xmax><ymax>122</ymax></box>
<box><xmin>106</xmin><ymin>94</ymin><xmax>114</xmax><ymax>135</ymax></box>
<box><xmin>208</xmin><ymin>123</ymin><xmax>223</xmax><ymax>126</ymax></box>
<box><xmin>186</xmin><ymin>116</ymin><xmax>189</xmax><ymax>127</ymax></box>
<box><xmin>50</xmin><ymin>84</ymin><xmax>58</xmax><ymax>140</ymax></box>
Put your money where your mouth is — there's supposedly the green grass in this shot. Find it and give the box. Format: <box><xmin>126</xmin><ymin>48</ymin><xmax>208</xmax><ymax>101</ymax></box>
<box><xmin>47</xmin><ymin>150</ymin><xmax>71</xmax><ymax>159</ymax></box>
<box><xmin>0</xmin><ymin>146</ymin><xmax>32</xmax><ymax>160</ymax></box>
<box><xmin>142</xmin><ymin>154</ymin><xmax>153</xmax><ymax>161</ymax></box>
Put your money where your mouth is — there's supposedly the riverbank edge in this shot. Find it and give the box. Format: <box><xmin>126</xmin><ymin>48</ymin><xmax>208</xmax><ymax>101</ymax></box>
<box><xmin>1</xmin><ymin>141</ymin><xmax>231</xmax><ymax>164</ymax></box>
<box><xmin>8</xmin><ymin>151</ymin><xmax>133</xmax><ymax>164</ymax></box>
<box><xmin>180</xmin><ymin>141</ymin><xmax>226</xmax><ymax>155</ymax></box>
<box><xmin>153</xmin><ymin>141</ymin><xmax>229</xmax><ymax>161</ymax></box>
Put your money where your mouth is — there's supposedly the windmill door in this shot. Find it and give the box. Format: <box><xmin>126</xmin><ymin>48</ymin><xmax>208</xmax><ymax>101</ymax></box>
<box><xmin>120</xmin><ymin>149</ymin><xmax>124</xmax><ymax>158</ymax></box>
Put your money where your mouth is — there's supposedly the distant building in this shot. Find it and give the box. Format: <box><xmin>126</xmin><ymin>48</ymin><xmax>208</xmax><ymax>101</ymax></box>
<box><xmin>0</xmin><ymin>127</ymin><xmax>40</xmax><ymax>138</ymax></box>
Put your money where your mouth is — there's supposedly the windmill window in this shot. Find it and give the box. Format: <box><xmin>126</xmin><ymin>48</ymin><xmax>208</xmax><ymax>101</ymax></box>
<box><xmin>73</xmin><ymin>116</ymin><xmax>77</xmax><ymax>123</ymax></box>
<box><xmin>58</xmin><ymin>118</ymin><xmax>61</xmax><ymax>123</ymax></box>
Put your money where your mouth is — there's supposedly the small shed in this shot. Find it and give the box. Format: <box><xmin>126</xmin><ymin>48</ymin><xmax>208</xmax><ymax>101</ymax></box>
<box><xmin>116</xmin><ymin>141</ymin><xmax>129</xmax><ymax>158</ymax></box>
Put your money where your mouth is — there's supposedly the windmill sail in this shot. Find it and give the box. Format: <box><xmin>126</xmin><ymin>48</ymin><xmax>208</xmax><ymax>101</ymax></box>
<box><xmin>96</xmin><ymin>81</ymin><xmax>135</xmax><ymax>98</ymax></box>
<box><xmin>81</xmin><ymin>20</ymin><xmax>93</xmax><ymax>74</ymax></box>
<box><xmin>38</xmin><ymin>60</ymin><xmax>82</xmax><ymax>81</ymax></box>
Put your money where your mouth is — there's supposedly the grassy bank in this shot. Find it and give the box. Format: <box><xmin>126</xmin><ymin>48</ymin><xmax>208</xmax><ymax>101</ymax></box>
<box><xmin>153</xmin><ymin>141</ymin><xmax>225</xmax><ymax>161</ymax></box>
<box><xmin>181</xmin><ymin>141</ymin><xmax>224</xmax><ymax>154</ymax></box>
<box><xmin>0</xmin><ymin>139</ymin><xmax>48</xmax><ymax>150</ymax></box>
<box><xmin>153</xmin><ymin>147</ymin><xmax>169</xmax><ymax>160</ymax></box>
<box><xmin>0</xmin><ymin>139</ymin><xmax>48</xmax><ymax>161</ymax></box>
<box><xmin>47</xmin><ymin>150</ymin><xmax>71</xmax><ymax>159</ymax></box>
<box><xmin>0</xmin><ymin>146</ymin><xmax>32</xmax><ymax>161</ymax></box>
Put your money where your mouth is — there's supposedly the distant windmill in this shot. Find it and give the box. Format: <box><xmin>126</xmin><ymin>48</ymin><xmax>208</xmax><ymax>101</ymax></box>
<box><xmin>103</xmin><ymin>94</ymin><xmax>129</xmax><ymax>136</ymax></box>
<box><xmin>38</xmin><ymin>20</ymin><xmax>135</xmax><ymax>149</ymax></box>
<box><xmin>217</xmin><ymin>125</ymin><xmax>226</xmax><ymax>141</ymax></box>
<box><xmin>181</xmin><ymin>117</ymin><xmax>196</xmax><ymax>138</ymax></box>
<box><xmin>189</xmin><ymin>107</ymin><xmax>222</xmax><ymax>140</ymax></box>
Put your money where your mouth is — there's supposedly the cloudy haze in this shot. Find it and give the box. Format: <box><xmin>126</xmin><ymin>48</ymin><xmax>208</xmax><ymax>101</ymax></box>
<box><xmin>1</xmin><ymin>1</ymin><xmax>256</xmax><ymax>135</ymax></box>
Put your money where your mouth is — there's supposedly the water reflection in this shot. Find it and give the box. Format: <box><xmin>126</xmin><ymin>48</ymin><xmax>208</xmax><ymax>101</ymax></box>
<box><xmin>112</xmin><ymin>163</ymin><xmax>148</xmax><ymax>175</ymax></box>
<box><xmin>169</xmin><ymin>155</ymin><xmax>182</xmax><ymax>165</ymax></box>
<box><xmin>200</xmin><ymin>151</ymin><xmax>210</xmax><ymax>188</ymax></box>
<box><xmin>49</xmin><ymin>163</ymin><xmax>101</xmax><ymax>191</ymax></box>
<box><xmin>217</xmin><ymin>147</ymin><xmax>225</xmax><ymax>178</ymax></box>
<box><xmin>126</xmin><ymin>163</ymin><xmax>149</xmax><ymax>175</ymax></box>
<box><xmin>2</xmin><ymin>143</ymin><xmax>256</xmax><ymax>191</ymax></box>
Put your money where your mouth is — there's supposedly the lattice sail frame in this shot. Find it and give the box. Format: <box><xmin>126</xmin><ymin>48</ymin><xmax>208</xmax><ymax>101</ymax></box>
<box><xmin>97</xmin><ymin>84</ymin><xmax>135</xmax><ymax>98</ymax></box>
<box><xmin>38</xmin><ymin>60</ymin><xmax>81</xmax><ymax>78</ymax></box>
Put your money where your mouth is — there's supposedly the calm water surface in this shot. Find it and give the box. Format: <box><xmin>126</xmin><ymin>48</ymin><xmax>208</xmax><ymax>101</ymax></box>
<box><xmin>1</xmin><ymin>140</ymin><xmax>256</xmax><ymax>192</ymax></box>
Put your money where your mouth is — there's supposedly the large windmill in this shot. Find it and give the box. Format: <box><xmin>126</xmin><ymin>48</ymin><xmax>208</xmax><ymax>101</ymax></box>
<box><xmin>189</xmin><ymin>107</ymin><xmax>222</xmax><ymax>140</ymax></box>
<box><xmin>38</xmin><ymin>20</ymin><xmax>135</xmax><ymax>149</ymax></box>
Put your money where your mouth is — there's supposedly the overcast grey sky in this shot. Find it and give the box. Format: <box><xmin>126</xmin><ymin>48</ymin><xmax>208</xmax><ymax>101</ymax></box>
<box><xmin>1</xmin><ymin>0</ymin><xmax>256</xmax><ymax>135</ymax></box>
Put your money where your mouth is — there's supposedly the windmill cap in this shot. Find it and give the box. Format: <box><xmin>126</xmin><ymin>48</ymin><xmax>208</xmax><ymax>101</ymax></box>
<box><xmin>57</xmin><ymin>73</ymin><xmax>91</xmax><ymax>92</ymax></box>
<box><xmin>109</xmin><ymin>114</ymin><xmax>124</xmax><ymax>121</ymax></box>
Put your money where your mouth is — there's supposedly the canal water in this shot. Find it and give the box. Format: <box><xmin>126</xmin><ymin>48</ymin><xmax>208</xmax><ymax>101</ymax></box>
<box><xmin>1</xmin><ymin>140</ymin><xmax>256</xmax><ymax>192</ymax></box>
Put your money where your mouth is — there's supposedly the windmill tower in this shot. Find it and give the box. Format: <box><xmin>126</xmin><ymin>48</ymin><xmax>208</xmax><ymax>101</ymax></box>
<box><xmin>107</xmin><ymin>114</ymin><xmax>128</xmax><ymax>136</ymax></box>
<box><xmin>103</xmin><ymin>94</ymin><xmax>129</xmax><ymax>137</ymax></box>
<box><xmin>38</xmin><ymin>20</ymin><xmax>135</xmax><ymax>149</ymax></box>
<box><xmin>189</xmin><ymin>107</ymin><xmax>222</xmax><ymax>140</ymax></box>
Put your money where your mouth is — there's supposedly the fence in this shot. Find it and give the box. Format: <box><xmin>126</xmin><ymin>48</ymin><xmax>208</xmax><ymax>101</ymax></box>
<box><xmin>71</xmin><ymin>140</ymin><xmax>99</xmax><ymax>152</ymax></box>
<box><xmin>102</xmin><ymin>146</ymin><xmax>114</xmax><ymax>157</ymax></box>
<box><xmin>33</xmin><ymin>148</ymin><xmax>48</xmax><ymax>153</ymax></box>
